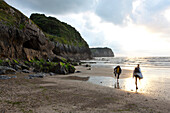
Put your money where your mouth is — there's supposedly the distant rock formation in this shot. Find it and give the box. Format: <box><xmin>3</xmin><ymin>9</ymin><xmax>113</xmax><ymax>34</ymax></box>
<box><xmin>90</xmin><ymin>47</ymin><xmax>114</xmax><ymax>57</ymax></box>
<box><xmin>0</xmin><ymin>1</ymin><xmax>91</xmax><ymax>60</ymax></box>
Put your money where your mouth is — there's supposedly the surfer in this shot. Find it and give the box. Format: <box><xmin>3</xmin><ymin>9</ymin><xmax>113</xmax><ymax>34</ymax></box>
<box><xmin>114</xmin><ymin>65</ymin><xmax>122</xmax><ymax>80</ymax></box>
<box><xmin>133</xmin><ymin>64</ymin><xmax>143</xmax><ymax>90</ymax></box>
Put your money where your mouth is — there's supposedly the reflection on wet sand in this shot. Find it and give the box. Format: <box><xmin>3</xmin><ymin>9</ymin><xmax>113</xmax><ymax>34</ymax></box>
<box><xmin>88</xmin><ymin>76</ymin><xmax>148</xmax><ymax>93</ymax></box>
<box><xmin>114</xmin><ymin>80</ymin><xmax>120</xmax><ymax>89</ymax></box>
<box><xmin>61</xmin><ymin>75</ymin><xmax>170</xmax><ymax>101</ymax></box>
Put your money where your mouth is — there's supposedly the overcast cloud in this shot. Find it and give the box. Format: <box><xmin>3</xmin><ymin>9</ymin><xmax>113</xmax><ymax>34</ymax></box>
<box><xmin>6</xmin><ymin>0</ymin><xmax>96</xmax><ymax>15</ymax></box>
<box><xmin>95</xmin><ymin>0</ymin><xmax>133</xmax><ymax>24</ymax></box>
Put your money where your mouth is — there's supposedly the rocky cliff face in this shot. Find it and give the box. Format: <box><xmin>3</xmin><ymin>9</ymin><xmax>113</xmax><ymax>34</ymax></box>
<box><xmin>90</xmin><ymin>47</ymin><xmax>114</xmax><ymax>57</ymax></box>
<box><xmin>30</xmin><ymin>14</ymin><xmax>92</xmax><ymax>60</ymax></box>
<box><xmin>0</xmin><ymin>1</ymin><xmax>91</xmax><ymax>60</ymax></box>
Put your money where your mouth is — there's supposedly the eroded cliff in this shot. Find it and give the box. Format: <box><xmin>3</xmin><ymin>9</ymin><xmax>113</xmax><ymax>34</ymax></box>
<box><xmin>0</xmin><ymin>1</ymin><xmax>91</xmax><ymax>60</ymax></box>
<box><xmin>30</xmin><ymin>14</ymin><xmax>92</xmax><ymax>60</ymax></box>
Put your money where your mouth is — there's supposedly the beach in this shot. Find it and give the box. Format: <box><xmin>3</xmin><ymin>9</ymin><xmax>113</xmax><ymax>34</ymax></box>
<box><xmin>0</xmin><ymin>64</ymin><xmax>170</xmax><ymax>113</ymax></box>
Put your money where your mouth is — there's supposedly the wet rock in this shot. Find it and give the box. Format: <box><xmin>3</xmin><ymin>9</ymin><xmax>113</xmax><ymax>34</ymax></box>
<box><xmin>13</xmin><ymin>64</ymin><xmax>22</xmax><ymax>71</ymax></box>
<box><xmin>68</xmin><ymin>65</ymin><xmax>75</xmax><ymax>73</ymax></box>
<box><xmin>49</xmin><ymin>72</ymin><xmax>55</xmax><ymax>76</ymax></box>
<box><xmin>0</xmin><ymin>66</ymin><xmax>16</xmax><ymax>75</ymax></box>
<box><xmin>85</xmin><ymin>64</ymin><xmax>91</xmax><ymax>67</ymax></box>
<box><xmin>22</xmin><ymin>69</ymin><xmax>30</xmax><ymax>73</ymax></box>
<box><xmin>21</xmin><ymin>64</ymin><xmax>30</xmax><ymax>70</ymax></box>
<box><xmin>76</xmin><ymin>71</ymin><xmax>81</xmax><ymax>73</ymax></box>
<box><xmin>0</xmin><ymin>75</ymin><xmax>11</xmax><ymax>79</ymax></box>
<box><xmin>28</xmin><ymin>73</ymin><xmax>46</xmax><ymax>79</ymax></box>
<box><xmin>0</xmin><ymin>75</ymin><xmax>17</xmax><ymax>79</ymax></box>
<box><xmin>87</xmin><ymin>68</ymin><xmax>91</xmax><ymax>70</ymax></box>
<box><xmin>60</xmin><ymin>66</ymin><xmax>68</xmax><ymax>75</ymax></box>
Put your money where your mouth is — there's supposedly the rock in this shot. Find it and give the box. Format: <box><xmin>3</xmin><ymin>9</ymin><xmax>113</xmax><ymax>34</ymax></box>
<box><xmin>0</xmin><ymin>66</ymin><xmax>16</xmax><ymax>75</ymax></box>
<box><xmin>12</xmin><ymin>64</ymin><xmax>22</xmax><ymax>71</ymax></box>
<box><xmin>30</xmin><ymin>14</ymin><xmax>92</xmax><ymax>60</ymax></box>
<box><xmin>76</xmin><ymin>71</ymin><xmax>81</xmax><ymax>73</ymax></box>
<box><xmin>52</xmin><ymin>56</ymin><xmax>66</xmax><ymax>63</ymax></box>
<box><xmin>0</xmin><ymin>1</ymin><xmax>55</xmax><ymax>60</ymax></box>
<box><xmin>0</xmin><ymin>1</ymin><xmax>92</xmax><ymax>61</ymax></box>
<box><xmin>21</xmin><ymin>64</ymin><xmax>30</xmax><ymax>70</ymax></box>
<box><xmin>0</xmin><ymin>75</ymin><xmax>17</xmax><ymax>79</ymax></box>
<box><xmin>68</xmin><ymin>65</ymin><xmax>75</xmax><ymax>73</ymax></box>
<box><xmin>49</xmin><ymin>72</ymin><xmax>55</xmax><ymax>76</ymax></box>
<box><xmin>85</xmin><ymin>64</ymin><xmax>91</xmax><ymax>67</ymax></box>
<box><xmin>22</xmin><ymin>69</ymin><xmax>30</xmax><ymax>73</ymax></box>
<box><xmin>0</xmin><ymin>75</ymin><xmax>11</xmax><ymax>79</ymax></box>
<box><xmin>28</xmin><ymin>73</ymin><xmax>46</xmax><ymax>79</ymax></box>
<box><xmin>87</xmin><ymin>68</ymin><xmax>91</xmax><ymax>70</ymax></box>
<box><xmin>90</xmin><ymin>47</ymin><xmax>114</xmax><ymax>57</ymax></box>
<box><xmin>60</xmin><ymin>66</ymin><xmax>68</xmax><ymax>75</ymax></box>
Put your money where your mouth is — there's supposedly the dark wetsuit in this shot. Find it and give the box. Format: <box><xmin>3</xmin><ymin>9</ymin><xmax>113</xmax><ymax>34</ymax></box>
<box><xmin>114</xmin><ymin>66</ymin><xmax>122</xmax><ymax>79</ymax></box>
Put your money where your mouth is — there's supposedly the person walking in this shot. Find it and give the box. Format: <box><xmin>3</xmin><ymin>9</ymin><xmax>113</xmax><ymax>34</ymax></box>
<box><xmin>133</xmin><ymin>64</ymin><xmax>143</xmax><ymax>90</ymax></box>
<box><xmin>114</xmin><ymin>65</ymin><xmax>122</xmax><ymax>80</ymax></box>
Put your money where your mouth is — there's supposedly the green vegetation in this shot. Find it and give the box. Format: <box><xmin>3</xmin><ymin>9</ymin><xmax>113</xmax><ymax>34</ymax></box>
<box><xmin>26</xmin><ymin>58</ymin><xmax>75</xmax><ymax>73</ymax></box>
<box><xmin>0</xmin><ymin>0</ymin><xmax>28</xmax><ymax>29</ymax></box>
<box><xmin>13</xmin><ymin>59</ymin><xmax>19</xmax><ymax>64</ymax></box>
<box><xmin>30</xmin><ymin>13</ymin><xmax>88</xmax><ymax>47</ymax></box>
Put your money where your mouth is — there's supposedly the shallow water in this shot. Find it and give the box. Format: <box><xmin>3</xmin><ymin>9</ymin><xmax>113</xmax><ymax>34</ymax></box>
<box><xmin>88</xmin><ymin>76</ymin><xmax>170</xmax><ymax>101</ymax></box>
<box><xmin>83</xmin><ymin>57</ymin><xmax>170</xmax><ymax>101</ymax></box>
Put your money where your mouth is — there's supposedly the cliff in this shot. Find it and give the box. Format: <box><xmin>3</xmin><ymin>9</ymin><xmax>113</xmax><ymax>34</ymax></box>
<box><xmin>0</xmin><ymin>0</ymin><xmax>91</xmax><ymax>60</ymax></box>
<box><xmin>30</xmin><ymin>14</ymin><xmax>92</xmax><ymax>60</ymax></box>
<box><xmin>90</xmin><ymin>47</ymin><xmax>114</xmax><ymax>57</ymax></box>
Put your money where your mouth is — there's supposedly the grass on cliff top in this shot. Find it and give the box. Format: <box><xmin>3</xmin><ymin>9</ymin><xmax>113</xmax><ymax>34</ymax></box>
<box><xmin>0</xmin><ymin>0</ymin><xmax>28</xmax><ymax>29</ymax></box>
<box><xmin>30</xmin><ymin>13</ymin><xmax>89</xmax><ymax>47</ymax></box>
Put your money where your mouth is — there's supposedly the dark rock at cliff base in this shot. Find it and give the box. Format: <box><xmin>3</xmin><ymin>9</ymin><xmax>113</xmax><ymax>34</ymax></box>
<box><xmin>0</xmin><ymin>66</ymin><xmax>16</xmax><ymax>75</ymax></box>
<box><xmin>90</xmin><ymin>47</ymin><xmax>114</xmax><ymax>57</ymax></box>
<box><xmin>0</xmin><ymin>75</ymin><xmax>17</xmax><ymax>79</ymax></box>
<box><xmin>28</xmin><ymin>73</ymin><xmax>46</xmax><ymax>79</ymax></box>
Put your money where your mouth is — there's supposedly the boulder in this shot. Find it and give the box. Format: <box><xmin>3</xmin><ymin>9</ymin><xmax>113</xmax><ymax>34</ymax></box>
<box><xmin>0</xmin><ymin>66</ymin><xmax>16</xmax><ymax>75</ymax></box>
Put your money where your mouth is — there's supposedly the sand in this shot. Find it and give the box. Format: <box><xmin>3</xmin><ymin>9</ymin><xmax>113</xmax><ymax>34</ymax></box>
<box><xmin>0</xmin><ymin>65</ymin><xmax>170</xmax><ymax>113</ymax></box>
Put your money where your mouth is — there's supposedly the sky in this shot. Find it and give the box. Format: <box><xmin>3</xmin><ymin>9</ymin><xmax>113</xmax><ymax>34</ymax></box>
<box><xmin>4</xmin><ymin>0</ymin><xmax>170</xmax><ymax>57</ymax></box>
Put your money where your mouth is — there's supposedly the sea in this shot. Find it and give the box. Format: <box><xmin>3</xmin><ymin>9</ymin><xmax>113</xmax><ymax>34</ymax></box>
<box><xmin>82</xmin><ymin>57</ymin><xmax>170</xmax><ymax>101</ymax></box>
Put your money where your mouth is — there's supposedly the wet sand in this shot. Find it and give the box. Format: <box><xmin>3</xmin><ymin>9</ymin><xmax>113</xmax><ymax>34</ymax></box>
<box><xmin>0</xmin><ymin>66</ymin><xmax>170</xmax><ymax>113</ymax></box>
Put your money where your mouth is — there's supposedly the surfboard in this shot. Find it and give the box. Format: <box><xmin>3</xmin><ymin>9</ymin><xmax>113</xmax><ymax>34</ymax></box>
<box><xmin>133</xmin><ymin>68</ymin><xmax>143</xmax><ymax>79</ymax></box>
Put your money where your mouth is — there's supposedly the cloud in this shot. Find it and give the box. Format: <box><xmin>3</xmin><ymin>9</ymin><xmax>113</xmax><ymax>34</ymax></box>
<box><xmin>5</xmin><ymin>0</ymin><xmax>97</xmax><ymax>15</ymax></box>
<box><xmin>132</xmin><ymin>0</ymin><xmax>170</xmax><ymax>35</ymax></box>
<box><xmin>95</xmin><ymin>0</ymin><xmax>133</xmax><ymax>24</ymax></box>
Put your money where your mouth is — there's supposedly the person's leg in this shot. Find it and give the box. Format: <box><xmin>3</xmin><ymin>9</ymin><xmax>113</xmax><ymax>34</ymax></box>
<box><xmin>117</xmin><ymin>73</ymin><xmax>120</xmax><ymax>79</ymax></box>
<box><xmin>135</xmin><ymin>76</ymin><xmax>138</xmax><ymax>89</ymax></box>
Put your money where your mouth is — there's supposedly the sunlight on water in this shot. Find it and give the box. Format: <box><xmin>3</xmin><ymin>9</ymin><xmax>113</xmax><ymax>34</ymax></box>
<box><xmin>88</xmin><ymin>76</ymin><xmax>149</xmax><ymax>93</ymax></box>
<box><xmin>86</xmin><ymin>57</ymin><xmax>170</xmax><ymax>101</ymax></box>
